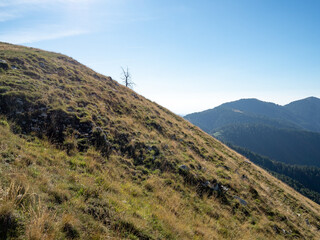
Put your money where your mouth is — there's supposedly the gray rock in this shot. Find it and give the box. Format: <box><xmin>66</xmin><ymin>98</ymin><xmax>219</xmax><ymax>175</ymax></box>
<box><xmin>241</xmin><ymin>174</ymin><xmax>248</xmax><ymax>180</ymax></box>
<box><xmin>272</xmin><ymin>225</ymin><xmax>280</xmax><ymax>234</ymax></box>
<box><xmin>132</xmin><ymin>93</ymin><xmax>139</xmax><ymax>99</ymax></box>
<box><xmin>234</xmin><ymin>196</ymin><xmax>248</xmax><ymax>206</ymax></box>
<box><xmin>223</xmin><ymin>165</ymin><xmax>230</xmax><ymax>171</ymax></box>
<box><xmin>212</xmin><ymin>183</ymin><xmax>220</xmax><ymax>191</ymax></box>
<box><xmin>0</xmin><ymin>60</ymin><xmax>9</xmax><ymax>70</ymax></box>
<box><xmin>306</xmin><ymin>218</ymin><xmax>310</xmax><ymax>226</ymax></box>
<box><xmin>221</xmin><ymin>185</ymin><xmax>229</xmax><ymax>191</ymax></box>
<box><xmin>179</xmin><ymin>165</ymin><xmax>189</xmax><ymax>171</ymax></box>
<box><xmin>40</xmin><ymin>112</ymin><xmax>47</xmax><ymax>118</ymax></box>
<box><xmin>202</xmin><ymin>181</ymin><xmax>218</xmax><ymax>190</ymax></box>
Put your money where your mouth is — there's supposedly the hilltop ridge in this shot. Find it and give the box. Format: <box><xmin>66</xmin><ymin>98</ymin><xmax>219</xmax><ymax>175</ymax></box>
<box><xmin>0</xmin><ymin>42</ymin><xmax>320</xmax><ymax>239</ymax></box>
<box><xmin>185</xmin><ymin>97</ymin><xmax>320</xmax><ymax>133</ymax></box>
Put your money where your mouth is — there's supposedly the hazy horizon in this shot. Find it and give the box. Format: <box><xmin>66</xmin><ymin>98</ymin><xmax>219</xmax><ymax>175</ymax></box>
<box><xmin>1</xmin><ymin>0</ymin><xmax>320</xmax><ymax>114</ymax></box>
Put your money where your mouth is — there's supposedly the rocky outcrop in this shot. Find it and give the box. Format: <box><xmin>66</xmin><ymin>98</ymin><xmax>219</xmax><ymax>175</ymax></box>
<box><xmin>0</xmin><ymin>60</ymin><xmax>9</xmax><ymax>70</ymax></box>
<box><xmin>0</xmin><ymin>92</ymin><xmax>102</xmax><ymax>154</ymax></box>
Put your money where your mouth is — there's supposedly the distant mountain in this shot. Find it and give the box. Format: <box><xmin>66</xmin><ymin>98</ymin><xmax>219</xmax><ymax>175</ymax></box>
<box><xmin>185</xmin><ymin>97</ymin><xmax>320</xmax><ymax>167</ymax></box>
<box><xmin>284</xmin><ymin>97</ymin><xmax>320</xmax><ymax>132</ymax></box>
<box><xmin>184</xmin><ymin>105</ymin><xmax>299</xmax><ymax>134</ymax></box>
<box><xmin>185</xmin><ymin>97</ymin><xmax>320</xmax><ymax>134</ymax></box>
<box><xmin>219</xmin><ymin>99</ymin><xmax>297</xmax><ymax>123</ymax></box>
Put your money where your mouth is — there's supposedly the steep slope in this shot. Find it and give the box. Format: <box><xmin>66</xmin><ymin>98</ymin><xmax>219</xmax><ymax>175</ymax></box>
<box><xmin>213</xmin><ymin>124</ymin><xmax>320</xmax><ymax>167</ymax></box>
<box><xmin>0</xmin><ymin>42</ymin><xmax>320</xmax><ymax>239</ymax></box>
<box><xmin>285</xmin><ymin>97</ymin><xmax>320</xmax><ymax>132</ymax></box>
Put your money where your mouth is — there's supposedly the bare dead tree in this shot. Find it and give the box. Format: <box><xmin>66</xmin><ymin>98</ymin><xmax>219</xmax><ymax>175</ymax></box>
<box><xmin>121</xmin><ymin>66</ymin><xmax>135</xmax><ymax>89</ymax></box>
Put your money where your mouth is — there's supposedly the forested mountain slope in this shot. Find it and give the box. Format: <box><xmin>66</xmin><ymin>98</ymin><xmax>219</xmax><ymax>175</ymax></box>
<box><xmin>228</xmin><ymin>144</ymin><xmax>320</xmax><ymax>205</ymax></box>
<box><xmin>213</xmin><ymin>124</ymin><xmax>320</xmax><ymax>167</ymax></box>
<box><xmin>284</xmin><ymin>97</ymin><xmax>320</xmax><ymax>132</ymax></box>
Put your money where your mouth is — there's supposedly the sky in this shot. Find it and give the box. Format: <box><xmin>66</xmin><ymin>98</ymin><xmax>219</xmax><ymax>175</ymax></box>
<box><xmin>1</xmin><ymin>0</ymin><xmax>320</xmax><ymax>115</ymax></box>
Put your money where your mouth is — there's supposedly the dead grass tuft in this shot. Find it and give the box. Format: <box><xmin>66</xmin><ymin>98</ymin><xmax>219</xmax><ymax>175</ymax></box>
<box><xmin>26</xmin><ymin>199</ymin><xmax>57</xmax><ymax>240</ymax></box>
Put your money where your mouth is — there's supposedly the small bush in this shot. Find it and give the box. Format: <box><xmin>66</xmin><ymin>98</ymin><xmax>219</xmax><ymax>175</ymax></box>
<box><xmin>62</xmin><ymin>214</ymin><xmax>80</xmax><ymax>239</ymax></box>
<box><xmin>63</xmin><ymin>137</ymin><xmax>78</xmax><ymax>156</ymax></box>
<box><xmin>114</xmin><ymin>219</ymin><xmax>151</xmax><ymax>240</ymax></box>
<box><xmin>63</xmin><ymin>222</ymin><xmax>79</xmax><ymax>239</ymax></box>
<box><xmin>11</xmin><ymin>124</ymin><xmax>22</xmax><ymax>134</ymax></box>
<box><xmin>144</xmin><ymin>183</ymin><xmax>154</xmax><ymax>192</ymax></box>
<box><xmin>49</xmin><ymin>188</ymin><xmax>70</xmax><ymax>204</ymax></box>
<box><xmin>0</xmin><ymin>203</ymin><xmax>22</xmax><ymax>240</ymax></box>
<box><xmin>0</xmin><ymin>119</ymin><xmax>9</xmax><ymax>128</ymax></box>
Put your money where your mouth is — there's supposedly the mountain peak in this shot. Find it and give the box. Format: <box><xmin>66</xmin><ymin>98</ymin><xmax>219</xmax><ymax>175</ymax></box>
<box><xmin>286</xmin><ymin>96</ymin><xmax>320</xmax><ymax>105</ymax></box>
<box><xmin>220</xmin><ymin>98</ymin><xmax>280</xmax><ymax>110</ymax></box>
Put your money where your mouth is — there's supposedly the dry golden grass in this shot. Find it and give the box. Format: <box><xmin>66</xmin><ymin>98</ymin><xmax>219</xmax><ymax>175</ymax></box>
<box><xmin>26</xmin><ymin>199</ymin><xmax>57</xmax><ymax>240</ymax></box>
<box><xmin>0</xmin><ymin>42</ymin><xmax>320</xmax><ymax>239</ymax></box>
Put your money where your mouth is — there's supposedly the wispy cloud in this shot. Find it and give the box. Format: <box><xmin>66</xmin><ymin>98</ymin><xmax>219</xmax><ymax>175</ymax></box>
<box><xmin>0</xmin><ymin>0</ymin><xmax>97</xmax><ymax>43</ymax></box>
<box><xmin>0</xmin><ymin>12</ymin><xmax>17</xmax><ymax>22</ymax></box>
<box><xmin>0</xmin><ymin>0</ymin><xmax>141</xmax><ymax>44</ymax></box>
<box><xmin>0</xmin><ymin>0</ymin><xmax>92</xmax><ymax>7</ymax></box>
<box><xmin>0</xmin><ymin>27</ymin><xmax>88</xmax><ymax>44</ymax></box>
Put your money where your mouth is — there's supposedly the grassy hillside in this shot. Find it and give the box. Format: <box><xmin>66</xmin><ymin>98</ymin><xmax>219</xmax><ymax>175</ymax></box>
<box><xmin>0</xmin><ymin>42</ymin><xmax>320</xmax><ymax>239</ymax></box>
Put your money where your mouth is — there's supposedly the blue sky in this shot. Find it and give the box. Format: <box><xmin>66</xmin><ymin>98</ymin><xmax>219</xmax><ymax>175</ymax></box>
<box><xmin>1</xmin><ymin>0</ymin><xmax>320</xmax><ymax>114</ymax></box>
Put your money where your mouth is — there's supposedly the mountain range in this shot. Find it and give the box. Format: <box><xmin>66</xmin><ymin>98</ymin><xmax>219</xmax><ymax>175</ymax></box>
<box><xmin>185</xmin><ymin>97</ymin><xmax>320</xmax><ymax>134</ymax></box>
<box><xmin>185</xmin><ymin>97</ymin><xmax>320</xmax><ymax>204</ymax></box>
<box><xmin>185</xmin><ymin>97</ymin><xmax>320</xmax><ymax>167</ymax></box>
